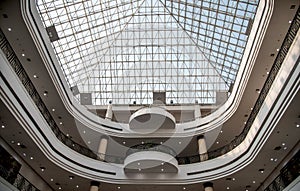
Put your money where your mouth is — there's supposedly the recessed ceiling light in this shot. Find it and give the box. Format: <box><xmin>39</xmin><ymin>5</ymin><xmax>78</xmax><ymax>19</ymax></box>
<box><xmin>40</xmin><ymin>167</ymin><xmax>45</xmax><ymax>171</ymax></box>
<box><xmin>259</xmin><ymin>169</ymin><xmax>264</xmax><ymax>173</ymax></box>
<box><xmin>11</xmin><ymin>140</ymin><xmax>15</xmax><ymax>144</ymax></box>
<box><xmin>289</xmin><ymin>20</ymin><xmax>292</xmax><ymax>23</ymax></box>
<box><xmin>51</xmin><ymin>178</ymin><xmax>54</xmax><ymax>182</ymax></box>
<box><xmin>21</xmin><ymin>53</ymin><xmax>25</xmax><ymax>57</ymax></box>
<box><xmin>66</xmin><ymin>134</ymin><xmax>69</xmax><ymax>137</ymax></box>
<box><xmin>141</xmin><ymin>141</ymin><xmax>144</xmax><ymax>144</ymax></box>
<box><xmin>30</xmin><ymin>156</ymin><xmax>34</xmax><ymax>160</ymax></box>
<box><xmin>43</xmin><ymin>91</ymin><xmax>48</xmax><ymax>96</ymax></box>
<box><xmin>1</xmin><ymin>125</ymin><xmax>5</xmax><ymax>128</ymax></box>
<box><xmin>252</xmin><ymin>180</ymin><xmax>256</xmax><ymax>184</ymax></box>
<box><xmin>138</xmin><ymin>168</ymin><xmax>141</xmax><ymax>171</ymax></box>
<box><xmin>123</xmin><ymin>141</ymin><xmax>126</xmax><ymax>145</ymax></box>
<box><xmin>183</xmin><ymin>187</ymin><xmax>186</xmax><ymax>190</ymax></box>
<box><xmin>216</xmin><ymin>141</ymin><xmax>219</xmax><ymax>144</ymax></box>
<box><xmin>220</xmin><ymin>130</ymin><xmax>223</xmax><ymax>133</ymax></box>
<box><xmin>83</xmin><ymin>130</ymin><xmax>86</xmax><ymax>134</ymax></box>
<box><xmin>281</xmin><ymin>142</ymin><xmax>286</xmax><ymax>146</ymax></box>
<box><xmin>296</xmin><ymin>124</ymin><xmax>299</xmax><ymax>128</ymax></box>
<box><xmin>283</xmin><ymin>146</ymin><xmax>288</xmax><ymax>150</ymax></box>
<box><xmin>270</xmin><ymin>158</ymin><xmax>274</xmax><ymax>161</ymax></box>
<box><xmin>160</xmin><ymin>142</ymin><xmax>163</xmax><ymax>144</ymax></box>
<box><xmin>161</xmin><ymin>168</ymin><xmax>164</xmax><ymax>172</ymax></box>
<box><xmin>179</xmin><ymin>141</ymin><xmax>182</xmax><ymax>144</ymax></box>
<box><xmin>274</xmin><ymin>158</ymin><xmax>278</xmax><ymax>162</ymax></box>
<box><xmin>87</xmin><ymin>141</ymin><xmax>91</xmax><ymax>144</ymax></box>
<box><xmin>58</xmin><ymin>186</ymin><xmax>62</xmax><ymax>190</ymax></box>
<box><xmin>137</xmin><ymin>163</ymin><xmax>140</xmax><ymax>166</ymax></box>
<box><xmin>59</xmin><ymin>122</ymin><xmax>63</xmax><ymax>125</ymax></box>
<box><xmin>23</xmin><ymin>153</ymin><xmax>26</xmax><ymax>157</ymax></box>
<box><xmin>76</xmin><ymin>185</ymin><xmax>79</xmax><ymax>188</ymax></box>
<box><xmin>161</xmin><ymin>162</ymin><xmax>164</xmax><ymax>165</ymax></box>
<box><xmin>8</xmin><ymin>28</ymin><xmax>12</xmax><ymax>31</ymax></box>
<box><xmin>244</xmin><ymin>121</ymin><xmax>247</xmax><ymax>124</ymax></box>
<box><xmin>33</xmin><ymin>74</ymin><xmax>38</xmax><ymax>78</ymax></box>
<box><xmin>117</xmin><ymin>186</ymin><xmax>121</xmax><ymax>189</ymax></box>
<box><xmin>69</xmin><ymin>176</ymin><xmax>74</xmax><ymax>180</ymax></box>
<box><xmin>227</xmin><ymin>187</ymin><xmax>230</xmax><ymax>190</ymax></box>
<box><xmin>232</xmin><ymin>178</ymin><xmax>235</xmax><ymax>181</ymax></box>
<box><xmin>52</xmin><ymin>108</ymin><xmax>55</xmax><ymax>112</ymax></box>
<box><xmin>17</xmin><ymin>142</ymin><xmax>21</xmax><ymax>146</ymax></box>
<box><xmin>250</xmin><ymin>107</ymin><xmax>253</xmax><ymax>110</ymax></box>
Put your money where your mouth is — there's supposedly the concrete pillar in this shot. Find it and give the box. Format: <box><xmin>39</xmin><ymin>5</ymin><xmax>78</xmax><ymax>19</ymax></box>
<box><xmin>90</xmin><ymin>181</ymin><xmax>99</xmax><ymax>191</ymax></box>
<box><xmin>194</xmin><ymin>104</ymin><xmax>201</xmax><ymax>119</ymax></box>
<box><xmin>197</xmin><ymin>135</ymin><xmax>208</xmax><ymax>161</ymax></box>
<box><xmin>97</xmin><ymin>136</ymin><xmax>108</xmax><ymax>161</ymax></box>
<box><xmin>105</xmin><ymin>103</ymin><xmax>113</xmax><ymax>120</ymax></box>
<box><xmin>203</xmin><ymin>182</ymin><xmax>213</xmax><ymax>191</ymax></box>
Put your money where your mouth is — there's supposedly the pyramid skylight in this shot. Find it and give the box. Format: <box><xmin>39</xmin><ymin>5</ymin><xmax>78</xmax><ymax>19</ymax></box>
<box><xmin>36</xmin><ymin>0</ymin><xmax>259</xmax><ymax>105</ymax></box>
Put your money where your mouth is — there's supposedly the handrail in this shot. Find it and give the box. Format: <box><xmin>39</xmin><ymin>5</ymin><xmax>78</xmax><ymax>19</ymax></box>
<box><xmin>262</xmin><ymin>150</ymin><xmax>300</xmax><ymax>191</ymax></box>
<box><xmin>0</xmin><ymin>165</ymin><xmax>40</xmax><ymax>191</ymax></box>
<box><xmin>0</xmin><ymin>6</ymin><xmax>299</xmax><ymax>165</ymax></box>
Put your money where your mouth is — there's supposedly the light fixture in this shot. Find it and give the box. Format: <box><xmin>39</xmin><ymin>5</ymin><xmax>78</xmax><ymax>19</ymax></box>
<box><xmin>58</xmin><ymin>186</ymin><xmax>62</xmax><ymax>190</ymax></box>
<box><xmin>232</xmin><ymin>178</ymin><xmax>235</xmax><ymax>181</ymax></box>
<box><xmin>289</xmin><ymin>20</ymin><xmax>292</xmax><ymax>23</ymax></box>
<box><xmin>216</xmin><ymin>141</ymin><xmax>219</xmax><ymax>144</ymax></box>
<box><xmin>220</xmin><ymin>130</ymin><xmax>223</xmax><ymax>133</ymax></box>
<box><xmin>11</xmin><ymin>140</ymin><xmax>15</xmax><ymax>144</ymax></box>
<box><xmin>87</xmin><ymin>141</ymin><xmax>91</xmax><ymax>144</ymax></box>
<box><xmin>52</xmin><ymin>108</ymin><xmax>55</xmax><ymax>112</ymax></box>
<box><xmin>43</xmin><ymin>91</ymin><xmax>48</xmax><ymax>96</ymax></box>
<box><xmin>83</xmin><ymin>130</ymin><xmax>86</xmax><ymax>134</ymax></box>
<box><xmin>33</xmin><ymin>74</ymin><xmax>38</xmax><ymax>78</ymax></box>
<box><xmin>138</xmin><ymin>168</ymin><xmax>141</xmax><ymax>171</ymax></box>
<box><xmin>51</xmin><ymin>178</ymin><xmax>54</xmax><ymax>182</ymax></box>
<box><xmin>227</xmin><ymin>187</ymin><xmax>230</xmax><ymax>190</ymax></box>
<box><xmin>117</xmin><ymin>186</ymin><xmax>121</xmax><ymax>189</ymax></box>
<box><xmin>161</xmin><ymin>168</ymin><xmax>164</xmax><ymax>172</ymax></box>
<box><xmin>23</xmin><ymin>153</ymin><xmax>26</xmax><ymax>157</ymax></box>
<box><xmin>179</xmin><ymin>141</ymin><xmax>182</xmax><ymax>144</ymax></box>
<box><xmin>8</xmin><ymin>28</ymin><xmax>12</xmax><ymax>31</ymax></box>
<box><xmin>259</xmin><ymin>169</ymin><xmax>264</xmax><ymax>173</ymax></box>
<box><xmin>137</xmin><ymin>163</ymin><xmax>140</xmax><ymax>166</ymax></box>
<box><xmin>183</xmin><ymin>187</ymin><xmax>186</xmax><ymax>190</ymax></box>
<box><xmin>66</xmin><ymin>134</ymin><xmax>69</xmax><ymax>137</ymax></box>
<box><xmin>276</xmin><ymin>48</ymin><xmax>280</xmax><ymax>51</ymax></box>
<box><xmin>296</xmin><ymin>124</ymin><xmax>299</xmax><ymax>128</ymax></box>
<box><xmin>21</xmin><ymin>53</ymin><xmax>25</xmax><ymax>57</ymax></box>
<box><xmin>122</xmin><ymin>141</ymin><xmax>126</xmax><ymax>145</ymax></box>
<box><xmin>283</xmin><ymin>146</ymin><xmax>288</xmax><ymax>150</ymax></box>
<box><xmin>59</xmin><ymin>122</ymin><xmax>63</xmax><ymax>125</ymax></box>
<box><xmin>252</xmin><ymin>180</ymin><xmax>256</xmax><ymax>184</ymax></box>
<box><xmin>76</xmin><ymin>185</ymin><xmax>79</xmax><ymax>188</ymax></box>
<box><xmin>69</xmin><ymin>176</ymin><xmax>74</xmax><ymax>180</ymax></box>
<box><xmin>141</xmin><ymin>141</ymin><xmax>144</xmax><ymax>144</ymax></box>
<box><xmin>1</xmin><ymin>125</ymin><xmax>5</xmax><ymax>128</ymax></box>
<box><xmin>282</xmin><ymin>142</ymin><xmax>286</xmax><ymax>146</ymax></box>
<box><xmin>30</xmin><ymin>156</ymin><xmax>34</xmax><ymax>160</ymax></box>
<box><xmin>17</xmin><ymin>142</ymin><xmax>21</xmax><ymax>146</ymax></box>
<box><xmin>161</xmin><ymin>162</ymin><xmax>164</xmax><ymax>165</ymax></box>
<box><xmin>40</xmin><ymin>167</ymin><xmax>46</xmax><ymax>172</ymax></box>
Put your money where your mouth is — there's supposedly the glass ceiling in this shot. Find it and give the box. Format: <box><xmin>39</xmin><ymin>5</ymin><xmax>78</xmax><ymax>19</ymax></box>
<box><xmin>36</xmin><ymin>0</ymin><xmax>258</xmax><ymax>105</ymax></box>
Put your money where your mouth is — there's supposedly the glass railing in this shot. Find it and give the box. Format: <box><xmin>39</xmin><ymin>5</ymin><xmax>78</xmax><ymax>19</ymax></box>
<box><xmin>0</xmin><ymin>6</ymin><xmax>299</xmax><ymax>165</ymax></box>
<box><xmin>0</xmin><ymin>165</ymin><xmax>40</xmax><ymax>191</ymax></box>
<box><xmin>264</xmin><ymin>150</ymin><xmax>300</xmax><ymax>191</ymax></box>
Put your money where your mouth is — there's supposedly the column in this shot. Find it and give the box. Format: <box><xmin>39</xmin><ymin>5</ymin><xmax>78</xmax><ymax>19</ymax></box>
<box><xmin>97</xmin><ymin>136</ymin><xmax>108</xmax><ymax>161</ymax></box>
<box><xmin>90</xmin><ymin>181</ymin><xmax>99</xmax><ymax>191</ymax></box>
<box><xmin>194</xmin><ymin>104</ymin><xmax>201</xmax><ymax>120</ymax></box>
<box><xmin>105</xmin><ymin>103</ymin><xmax>113</xmax><ymax>120</ymax></box>
<box><xmin>203</xmin><ymin>182</ymin><xmax>213</xmax><ymax>191</ymax></box>
<box><xmin>197</xmin><ymin>135</ymin><xmax>208</xmax><ymax>161</ymax></box>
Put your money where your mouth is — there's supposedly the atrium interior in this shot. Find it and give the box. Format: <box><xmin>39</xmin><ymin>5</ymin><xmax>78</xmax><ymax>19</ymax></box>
<box><xmin>0</xmin><ymin>0</ymin><xmax>299</xmax><ymax>191</ymax></box>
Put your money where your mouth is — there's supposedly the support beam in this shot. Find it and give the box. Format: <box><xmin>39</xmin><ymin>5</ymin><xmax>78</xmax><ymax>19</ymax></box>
<box><xmin>198</xmin><ymin>135</ymin><xmax>208</xmax><ymax>161</ymax></box>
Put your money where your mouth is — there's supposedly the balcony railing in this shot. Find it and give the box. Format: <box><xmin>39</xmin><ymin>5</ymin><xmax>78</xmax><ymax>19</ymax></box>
<box><xmin>126</xmin><ymin>143</ymin><xmax>177</xmax><ymax>157</ymax></box>
<box><xmin>0</xmin><ymin>165</ymin><xmax>40</xmax><ymax>191</ymax></box>
<box><xmin>263</xmin><ymin>150</ymin><xmax>300</xmax><ymax>191</ymax></box>
<box><xmin>0</xmin><ymin>7</ymin><xmax>299</xmax><ymax>165</ymax></box>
